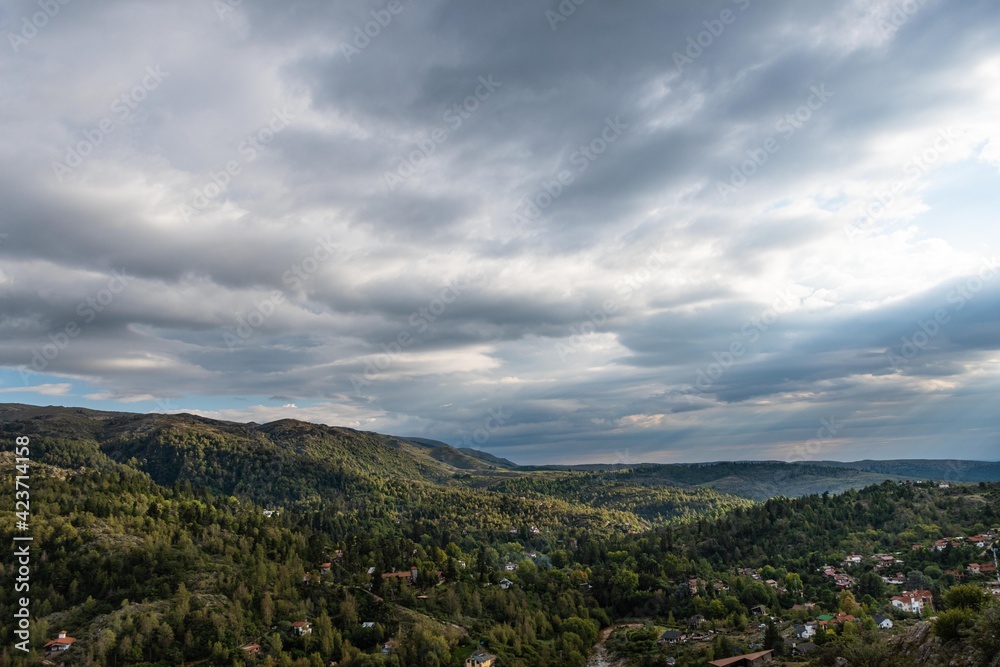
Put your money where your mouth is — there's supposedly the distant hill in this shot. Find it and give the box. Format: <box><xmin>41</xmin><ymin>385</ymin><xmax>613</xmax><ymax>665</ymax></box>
<box><xmin>0</xmin><ymin>403</ymin><xmax>742</xmax><ymax>530</ymax></box>
<box><xmin>3</xmin><ymin>404</ymin><xmax>996</xmax><ymax>508</ymax></box>
<box><xmin>400</xmin><ymin>436</ymin><xmax>518</xmax><ymax>470</ymax></box>
<box><xmin>814</xmin><ymin>458</ymin><xmax>1000</xmax><ymax>483</ymax></box>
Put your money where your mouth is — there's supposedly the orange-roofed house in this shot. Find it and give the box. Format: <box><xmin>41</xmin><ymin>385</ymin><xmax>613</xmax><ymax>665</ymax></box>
<box><xmin>44</xmin><ymin>631</ymin><xmax>77</xmax><ymax>652</ymax></box>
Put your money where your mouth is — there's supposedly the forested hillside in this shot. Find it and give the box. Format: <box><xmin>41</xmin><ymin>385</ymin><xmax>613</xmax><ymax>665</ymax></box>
<box><xmin>1</xmin><ymin>405</ymin><xmax>998</xmax><ymax>667</ymax></box>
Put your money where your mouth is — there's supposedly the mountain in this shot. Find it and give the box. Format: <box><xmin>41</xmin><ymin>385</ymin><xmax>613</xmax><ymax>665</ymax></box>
<box><xmin>2</xmin><ymin>403</ymin><xmax>999</xmax><ymax>667</ymax></box>
<box><xmin>0</xmin><ymin>403</ymin><xmax>748</xmax><ymax>532</ymax></box>
<box><xmin>816</xmin><ymin>458</ymin><xmax>1000</xmax><ymax>483</ymax></box>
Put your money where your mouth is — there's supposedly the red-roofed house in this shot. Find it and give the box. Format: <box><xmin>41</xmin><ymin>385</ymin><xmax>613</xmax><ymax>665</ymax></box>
<box><xmin>44</xmin><ymin>631</ymin><xmax>77</xmax><ymax>652</ymax></box>
<box><xmin>292</xmin><ymin>621</ymin><xmax>312</xmax><ymax>635</ymax></box>
<box><xmin>891</xmin><ymin>590</ymin><xmax>933</xmax><ymax>614</ymax></box>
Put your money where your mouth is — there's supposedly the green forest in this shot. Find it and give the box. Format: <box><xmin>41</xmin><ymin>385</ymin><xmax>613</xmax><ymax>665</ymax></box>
<box><xmin>1</xmin><ymin>405</ymin><xmax>998</xmax><ymax>666</ymax></box>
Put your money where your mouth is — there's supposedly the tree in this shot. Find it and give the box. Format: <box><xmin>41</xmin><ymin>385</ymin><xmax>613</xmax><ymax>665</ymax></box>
<box><xmin>944</xmin><ymin>584</ymin><xmax>988</xmax><ymax>612</ymax></box>
<box><xmin>857</xmin><ymin>571</ymin><xmax>884</xmax><ymax>600</ymax></box>
<box><xmin>261</xmin><ymin>592</ymin><xmax>274</xmax><ymax>628</ymax></box>
<box><xmin>764</xmin><ymin>620</ymin><xmax>782</xmax><ymax>655</ymax></box>
<box><xmin>934</xmin><ymin>608</ymin><xmax>976</xmax><ymax>643</ymax></box>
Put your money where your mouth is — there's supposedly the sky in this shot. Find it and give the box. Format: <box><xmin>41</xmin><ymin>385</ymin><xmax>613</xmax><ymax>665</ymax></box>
<box><xmin>1</xmin><ymin>0</ymin><xmax>999</xmax><ymax>464</ymax></box>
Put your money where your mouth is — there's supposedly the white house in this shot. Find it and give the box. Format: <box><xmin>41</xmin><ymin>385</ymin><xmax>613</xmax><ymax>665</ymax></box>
<box><xmin>873</xmin><ymin>615</ymin><xmax>893</xmax><ymax>629</ymax></box>
<box><xmin>292</xmin><ymin>621</ymin><xmax>312</xmax><ymax>635</ymax></box>
<box><xmin>499</xmin><ymin>578</ymin><xmax>514</xmax><ymax>590</ymax></box>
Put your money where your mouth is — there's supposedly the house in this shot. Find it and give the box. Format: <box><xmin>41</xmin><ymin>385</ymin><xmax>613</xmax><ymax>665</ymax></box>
<box><xmin>938</xmin><ymin>482</ymin><xmax>950</xmax><ymax>488</ymax></box>
<box><xmin>844</xmin><ymin>554</ymin><xmax>863</xmax><ymax>565</ymax></box>
<box><xmin>499</xmin><ymin>578</ymin><xmax>514</xmax><ymax>590</ymax></box>
<box><xmin>659</xmin><ymin>630</ymin><xmax>683</xmax><ymax>644</ymax></box>
<box><xmin>883</xmin><ymin>572</ymin><xmax>906</xmax><ymax>585</ymax></box>
<box><xmin>968</xmin><ymin>563</ymin><xmax>982</xmax><ymax>575</ymax></box>
<box><xmin>44</xmin><ymin>631</ymin><xmax>77</xmax><ymax>652</ymax></box>
<box><xmin>302</xmin><ymin>573</ymin><xmax>311</xmax><ymax>583</ymax></box>
<box><xmin>291</xmin><ymin>621</ymin><xmax>312</xmax><ymax>635</ymax></box>
<box><xmin>320</xmin><ymin>562</ymin><xmax>331</xmax><ymax>574</ymax></box>
<box><xmin>368</xmin><ymin>566</ymin><xmax>376</xmax><ymax>575</ymax></box>
<box><xmin>381</xmin><ymin>640</ymin><xmax>396</xmax><ymax>655</ymax></box>
<box><xmin>465</xmin><ymin>649</ymin><xmax>496</xmax><ymax>667</ymax></box>
<box><xmin>708</xmin><ymin>649</ymin><xmax>773</xmax><ymax>667</ymax></box>
<box><xmin>263</xmin><ymin>509</ymin><xmax>276</xmax><ymax>518</ymax></box>
<box><xmin>792</xmin><ymin>642</ymin><xmax>816</xmax><ymax>657</ymax></box>
<box><xmin>241</xmin><ymin>644</ymin><xmax>261</xmax><ymax>655</ymax></box>
<box><xmin>792</xmin><ymin>624</ymin><xmax>815</xmax><ymax>639</ymax></box>
<box><xmin>750</xmin><ymin>604</ymin><xmax>768</xmax><ymax>616</ymax></box>
<box><xmin>873</xmin><ymin>615</ymin><xmax>893</xmax><ymax>629</ymax></box>
<box><xmin>362</xmin><ymin>622</ymin><xmax>375</xmax><ymax>629</ymax></box>
<box><xmin>382</xmin><ymin>567</ymin><xmax>419</xmax><ymax>584</ymax></box>
<box><xmin>935</xmin><ymin>539</ymin><xmax>949</xmax><ymax>551</ymax></box>
<box><xmin>504</xmin><ymin>562</ymin><xmax>518</xmax><ymax>572</ymax></box>
<box><xmin>969</xmin><ymin>535</ymin><xmax>991</xmax><ymax>548</ymax></box>
<box><xmin>891</xmin><ymin>589</ymin><xmax>933</xmax><ymax>614</ymax></box>
<box><xmin>687</xmin><ymin>614</ymin><xmax>706</xmax><ymax>628</ymax></box>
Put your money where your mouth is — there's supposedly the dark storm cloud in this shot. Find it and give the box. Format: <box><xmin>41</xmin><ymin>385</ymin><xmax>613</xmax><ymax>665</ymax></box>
<box><xmin>2</xmin><ymin>0</ymin><xmax>999</xmax><ymax>462</ymax></box>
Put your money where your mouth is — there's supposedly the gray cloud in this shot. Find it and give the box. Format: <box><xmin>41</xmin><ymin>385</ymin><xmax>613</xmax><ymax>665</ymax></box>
<box><xmin>1</xmin><ymin>0</ymin><xmax>999</xmax><ymax>463</ymax></box>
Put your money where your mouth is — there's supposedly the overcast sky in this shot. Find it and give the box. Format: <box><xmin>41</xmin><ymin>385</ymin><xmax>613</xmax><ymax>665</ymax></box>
<box><xmin>2</xmin><ymin>0</ymin><xmax>999</xmax><ymax>464</ymax></box>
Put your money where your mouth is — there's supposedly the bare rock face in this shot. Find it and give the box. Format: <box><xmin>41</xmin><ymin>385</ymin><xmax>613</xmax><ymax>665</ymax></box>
<box><xmin>886</xmin><ymin>620</ymin><xmax>980</xmax><ymax>667</ymax></box>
